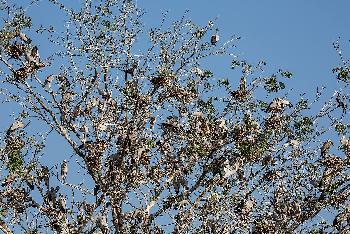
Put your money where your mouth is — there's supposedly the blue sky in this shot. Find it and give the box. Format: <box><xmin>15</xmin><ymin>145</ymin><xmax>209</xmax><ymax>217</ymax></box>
<box><xmin>141</xmin><ymin>0</ymin><xmax>350</xmax><ymax>93</ymax></box>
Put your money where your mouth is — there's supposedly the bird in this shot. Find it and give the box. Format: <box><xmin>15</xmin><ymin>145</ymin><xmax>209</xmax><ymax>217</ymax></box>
<box><xmin>267</xmin><ymin>98</ymin><xmax>292</xmax><ymax>113</ymax></box>
<box><xmin>61</xmin><ymin>160</ymin><xmax>68</xmax><ymax>182</ymax></box>
<box><xmin>58</xmin><ymin>194</ymin><xmax>66</xmax><ymax>212</ymax></box>
<box><xmin>192</xmin><ymin>111</ymin><xmax>204</xmax><ymax>118</ymax></box>
<box><xmin>31</xmin><ymin>46</ymin><xmax>39</xmax><ymax>59</ymax></box>
<box><xmin>211</xmin><ymin>31</ymin><xmax>220</xmax><ymax>45</ymax></box>
<box><xmin>18</xmin><ymin>31</ymin><xmax>31</xmax><ymax>43</ymax></box>
<box><xmin>149</xmin><ymin>116</ymin><xmax>156</xmax><ymax>130</ymax></box>
<box><xmin>223</xmin><ymin>159</ymin><xmax>236</xmax><ymax>178</ymax></box>
<box><xmin>48</xmin><ymin>187</ymin><xmax>57</xmax><ymax>208</ymax></box>
<box><xmin>238</xmin><ymin>77</ymin><xmax>247</xmax><ymax>92</ymax></box>
<box><xmin>44</xmin><ymin>75</ymin><xmax>55</xmax><ymax>89</ymax></box>
<box><xmin>9</xmin><ymin>120</ymin><xmax>24</xmax><ymax>132</ymax></box>
<box><xmin>192</xmin><ymin>67</ymin><xmax>205</xmax><ymax>78</ymax></box>
<box><xmin>25</xmin><ymin>45</ymin><xmax>44</xmax><ymax>70</ymax></box>
<box><xmin>97</xmin><ymin>214</ymin><xmax>109</xmax><ymax>233</ymax></box>
<box><xmin>125</xmin><ymin>61</ymin><xmax>138</xmax><ymax>76</ymax></box>
<box><xmin>321</xmin><ymin>140</ymin><xmax>333</xmax><ymax>157</ymax></box>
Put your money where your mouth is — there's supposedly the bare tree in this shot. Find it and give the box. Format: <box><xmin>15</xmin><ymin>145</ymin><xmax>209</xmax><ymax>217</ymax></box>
<box><xmin>0</xmin><ymin>1</ymin><xmax>349</xmax><ymax>233</ymax></box>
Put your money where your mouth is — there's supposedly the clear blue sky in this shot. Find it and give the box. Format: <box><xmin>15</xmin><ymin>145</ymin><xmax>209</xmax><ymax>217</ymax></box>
<box><xmin>141</xmin><ymin>0</ymin><xmax>350</xmax><ymax>92</ymax></box>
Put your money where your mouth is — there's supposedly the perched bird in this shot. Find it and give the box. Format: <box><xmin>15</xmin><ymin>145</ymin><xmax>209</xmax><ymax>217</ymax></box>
<box><xmin>58</xmin><ymin>194</ymin><xmax>66</xmax><ymax>212</ymax></box>
<box><xmin>211</xmin><ymin>32</ymin><xmax>220</xmax><ymax>45</ymax></box>
<box><xmin>48</xmin><ymin>187</ymin><xmax>57</xmax><ymax>208</ymax></box>
<box><xmin>18</xmin><ymin>31</ymin><xmax>31</xmax><ymax>43</ymax></box>
<box><xmin>161</xmin><ymin>116</ymin><xmax>180</xmax><ymax>133</ymax></box>
<box><xmin>223</xmin><ymin>159</ymin><xmax>236</xmax><ymax>178</ymax></box>
<box><xmin>216</xmin><ymin>118</ymin><xmax>227</xmax><ymax>131</ymax></box>
<box><xmin>97</xmin><ymin>214</ymin><xmax>109</xmax><ymax>233</ymax></box>
<box><xmin>194</xmin><ymin>29</ymin><xmax>204</xmax><ymax>39</ymax></box>
<box><xmin>61</xmin><ymin>160</ymin><xmax>68</xmax><ymax>182</ymax></box>
<box><xmin>192</xmin><ymin>67</ymin><xmax>205</xmax><ymax>78</ymax></box>
<box><xmin>192</xmin><ymin>111</ymin><xmax>204</xmax><ymax>118</ymax></box>
<box><xmin>125</xmin><ymin>61</ymin><xmax>138</xmax><ymax>76</ymax></box>
<box><xmin>94</xmin><ymin>184</ymin><xmax>100</xmax><ymax>196</ymax></box>
<box><xmin>25</xmin><ymin>45</ymin><xmax>44</xmax><ymax>70</ymax></box>
<box><xmin>31</xmin><ymin>46</ymin><xmax>39</xmax><ymax>59</ymax></box>
<box><xmin>44</xmin><ymin>75</ymin><xmax>55</xmax><ymax>89</ymax></box>
<box><xmin>149</xmin><ymin>116</ymin><xmax>156</xmax><ymax>130</ymax></box>
<box><xmin>336</xmin><ymin>94</ymin><xmax>347</xmax><ymax>113</ymax></box>
<box><xmin>239</xmin><ymin>77</ymin><xmax>247</xmax><ymax>92</ymax></box>
<box><xmin>26</xmin><ymin>175</ymin><xmax>35</xmax><ymax>190</ymax></box>
<box><xmin>267</xmin><ymin>98</ymin><xmax>292</xmax><ymax>113</ymax></box>
<box><xmin>9</xmin><ymin>120</ymin><xmax>24</xmax><ymax>132</ymax></box>
<box><xmin>321</xmin><ymin>140</ymin><xmax>333</xmax><ymax>157</ymax></box>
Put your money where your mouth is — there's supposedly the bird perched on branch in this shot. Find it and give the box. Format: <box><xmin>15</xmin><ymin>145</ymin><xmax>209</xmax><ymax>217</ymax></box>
<box><xmin>25</xmin><ymin>45</ymin><xmax>45</xmax><ymax>70</ymax></box>
<box><xmin>8</xmin><ymin>120</ymin><xmax>24</xmax><ymax>134</ymax></box>
<box><xmin>321</xmin><ymin>140</ymin><xmax>333</xmax><ymax>157</ymax></box>
<box><xmin>58</xmin><ymin>194</ymin><xmax>66</xmax><ymax>212</ymax></box>
<box><xmin>61</xmin><ymin>160</ymin><xmax>68</xmax><ymax>182</ymax></box>
<box><xmin>44</xmin><ymin>75</ymin><xmax>55</xmax><ymax>89</ymax></box>
<box><xmin>211</xmin><ymin>30</ymin><xmax>220</xmax><ymax>45</ymax></box>
<box><xmin>267</xmin><ymin>98</ymin><xmax>292</xmax><ymax>113</ymax></box>
<box><xmin>97</xmin><ymin>214</ymin><xmax>109</xmax><ymax>233</ymax></box>
<box><xmin>18</xmin><ymin>31</ymin><xmax>32</xmax><ymax>44</ymax></box>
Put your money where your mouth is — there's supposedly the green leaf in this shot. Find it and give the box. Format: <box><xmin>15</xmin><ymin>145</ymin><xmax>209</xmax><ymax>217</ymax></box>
<box><xmin>8</xmin><ymin>150</ymin><xmax>24</xmax><ymax>173</ymax></box>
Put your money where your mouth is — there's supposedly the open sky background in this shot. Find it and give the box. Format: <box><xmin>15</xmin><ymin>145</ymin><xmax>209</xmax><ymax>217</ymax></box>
<box><xmin>141</xmin><ymin>0</ymin><xmax>350</xmax><ymax>91</ymax></box>
<box><xmin>1</xmin><ymin>0</ymin><xmax>350</xmax><ymax>232</ymax></box>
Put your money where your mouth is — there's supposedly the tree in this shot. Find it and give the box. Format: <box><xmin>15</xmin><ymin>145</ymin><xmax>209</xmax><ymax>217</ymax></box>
<box><xmin>0</xmin><ymin>0</ymin><xmax>349</xmax><ymax>233</ymax></box>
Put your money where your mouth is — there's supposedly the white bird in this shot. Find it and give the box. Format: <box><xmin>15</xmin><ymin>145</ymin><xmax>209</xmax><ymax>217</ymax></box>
<box><xmin>216</xmin><ymin>118</ymin><xmax>227</xmax><ymax>131</ymax></box>
<box><xmin>19</xmin><ymin>32</ymin><xmax>31</xmax><ymax>43</ymax></box>
<box><xmin>223</xmin><ymin>160</ymin><xmax>236</xmax><ymax>178</ymax></box>
<box><xmin>97</xmin><ymin>214</ymin><xmax>108</xmax><ymax>233</ymax></box>
<box><xmin>61</xmin><ymin>160</ymin><xmax>68</xmax><ymax>182</ymax></box>
<box><xmin>340</xmin><ymin>136</ymin><xmax>350</xmax><ymax>148</ymax></box>
<box><xmin>192</xmin><ymin>67</ymin><xmax>205</xmax><ymax>78</ymax></box>
<box><xmin>9</xmin><ymin>120</ymin><xmax>24</xmax><ymax>131</ymax></box>
<box><xmin>268</xmin><ymin>98</ymin><xmax>292</xmax><ymax>112</ymax></box>
<box><xmin>192</xmin><ymin>111</ymin><xmax>204</xmax><ymax>118</ymax></box>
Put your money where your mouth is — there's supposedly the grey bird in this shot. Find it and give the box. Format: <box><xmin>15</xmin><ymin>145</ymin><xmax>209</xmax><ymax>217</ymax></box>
<box><xmin>58</xmin><ymin>194</ymin><xmax>66</xmax><ymax>212</ymax></box>
<box><xmin>321</xmin><ymin>140</ymin><xmax>333</xmax><ymax>157</ymax></box>
<box><xmin>61</xmin><ymin>160</ymin><xmax>68</xmax><ymax>182</ymax></box>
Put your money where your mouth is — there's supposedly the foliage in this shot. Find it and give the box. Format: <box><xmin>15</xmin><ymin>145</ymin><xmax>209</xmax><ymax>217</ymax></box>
<box><xmin>0</xmin><ymin>0</ymin><xmax>349</xmax><ymax>233</ymax></box>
